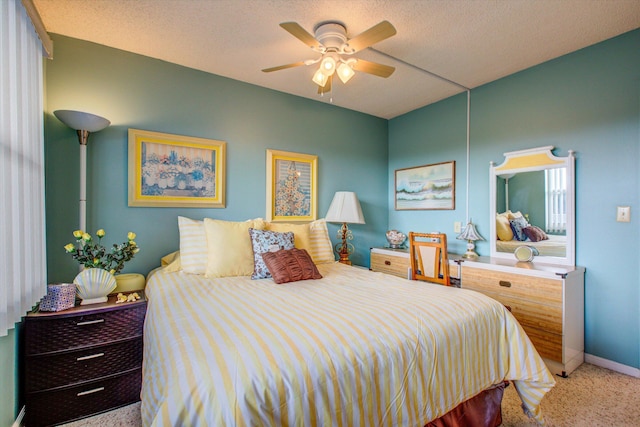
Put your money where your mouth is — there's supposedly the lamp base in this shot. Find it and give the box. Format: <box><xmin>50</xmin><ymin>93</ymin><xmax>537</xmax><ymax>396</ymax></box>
<box><xmin>461</xmin><ymin>250</ymin><xmax>479</xmax><ymax>259</ymax></box>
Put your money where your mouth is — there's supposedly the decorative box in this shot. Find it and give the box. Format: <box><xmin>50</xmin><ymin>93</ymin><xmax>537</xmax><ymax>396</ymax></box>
<box><xmin>39</xmin><ymin>283</ymin><xmax>76</xmax><ymax>312</ymax></box>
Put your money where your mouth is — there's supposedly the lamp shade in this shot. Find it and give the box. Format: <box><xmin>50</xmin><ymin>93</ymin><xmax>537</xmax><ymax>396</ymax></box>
<box><xmin>325</xmin><ymin>191</ymin><xmax>365</xmax><ymax>224</ymax></box>
<box><xmin>456</xmin><ymin>221</ymin><xmax>485</xmax><ymax>242</ymax></box>
<box><xmin>54</xmin><ymin>110</ymin><xmax>110</xmax><ymax>132</ymax></box>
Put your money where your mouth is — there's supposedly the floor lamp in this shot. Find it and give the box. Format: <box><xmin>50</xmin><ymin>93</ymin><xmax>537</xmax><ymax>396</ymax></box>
<box><xmin>54</xmin><ymin>110</ymin><xmax>110</xmax><ymax>232</ymax></box>
<box><xmin>325</xmin><ymin>191</ymin><xmax>365</xmax><ymax>265</ymax></box>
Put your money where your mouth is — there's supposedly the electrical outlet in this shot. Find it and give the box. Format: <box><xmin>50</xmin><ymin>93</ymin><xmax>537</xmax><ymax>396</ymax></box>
<box><xmin>617</xmin><ymin>206</ymin><xmax>631</xmax><ymax>222</ymax></box>
<box><xmin>454</xmin><ymin>221</ymin><xmax>462</xmax><ymax>233</ymax></box>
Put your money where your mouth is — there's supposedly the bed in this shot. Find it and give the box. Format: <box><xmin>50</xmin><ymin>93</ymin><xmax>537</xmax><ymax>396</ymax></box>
<box><xmin>496</xmin><ymin>234</ymin><xmax>566</xmax><ymax>257</ymax></box>
<box><xmin>141</xmin><ymin>257</ymin><xmax>555</xmax><ymax>426</ymax></box>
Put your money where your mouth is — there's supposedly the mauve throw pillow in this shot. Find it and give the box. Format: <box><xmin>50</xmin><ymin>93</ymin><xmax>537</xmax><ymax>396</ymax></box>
<box><xmin>523</xmin><ymin>225</ymin><xmax>549</xmax><ymax>242</ymax></box>
<box><xmin>261</xmin><ymin>248</ymin><xmax>323</xmax><ymax>284</ymax></box>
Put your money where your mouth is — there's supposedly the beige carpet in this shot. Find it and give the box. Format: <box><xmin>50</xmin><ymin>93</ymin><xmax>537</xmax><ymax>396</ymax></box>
<box><xmin>60</xmin><ymin>363</ymin><xmax>639</xmax><ymax>426</ymax></box>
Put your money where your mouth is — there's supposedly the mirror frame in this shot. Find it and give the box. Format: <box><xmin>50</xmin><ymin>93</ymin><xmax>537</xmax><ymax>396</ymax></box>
<box><xmin>489</xmin><ymin>146</ymin><xmax>576</xmax><ymax>266</ymax></box>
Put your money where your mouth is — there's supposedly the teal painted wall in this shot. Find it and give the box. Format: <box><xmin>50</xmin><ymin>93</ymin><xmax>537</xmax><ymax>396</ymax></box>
<box><xmin>0</xmin><ymin>330</ymin><xmax>17</xmax><ymax>425</ymax></box>
<box><xmin>389</xmin><ymin>29</ymin><xmax>640</xmax><ymax>368</ymax></box>
<box><xmin>44</xmin><ymin>36</ymin><xmax>389</xmax><ymax>282</ymax></box>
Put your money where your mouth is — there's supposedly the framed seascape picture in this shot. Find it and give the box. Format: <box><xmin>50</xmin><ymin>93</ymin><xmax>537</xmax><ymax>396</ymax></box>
<box><xmin>266</xmin><ymin>149</ymin><xmax>317</xmax><ymax>222</ymax></box>
<box><xmin>128</xmin><ymin>129</ymin><xmax>226</xmax><ymax>207</ymax></box>
<box><xmin>395</xmin><ymin>161</ymin><xmax>455</xmax><ymax>210</ymax></box>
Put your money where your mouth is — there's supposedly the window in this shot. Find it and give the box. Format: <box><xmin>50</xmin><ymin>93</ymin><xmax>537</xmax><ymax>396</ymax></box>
<box><xmin>544</xmin><ymin>168</ymin><xmax>567</xmax><ymax>234</ymax></box>
<box><xmin>0</xmin><ymin>0</ymin><xmax>48</xmax><ymax>336</ymax></box>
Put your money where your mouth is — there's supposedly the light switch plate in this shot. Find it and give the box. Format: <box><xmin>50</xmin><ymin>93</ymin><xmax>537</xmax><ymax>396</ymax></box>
<box><xmin>454</xmin><ymin>221</ymin><xmax>462</xmax><ymax>233</ymax></box>
<box><xmin>616</xmin><ymin>206</ymin><xmax>630</xmax><ymax>222</ymax></box>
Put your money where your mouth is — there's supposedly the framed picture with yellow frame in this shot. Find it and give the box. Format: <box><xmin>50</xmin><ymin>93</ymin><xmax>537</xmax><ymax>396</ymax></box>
<box><xmin>128</xmin><ymin>128</ymin><xmax>226</xmax><ymax>207</ymax></box>
<box><xmin>266</xmin><ymin>149</ymin><xmax>317</xmax><ymax>222</ymax></box>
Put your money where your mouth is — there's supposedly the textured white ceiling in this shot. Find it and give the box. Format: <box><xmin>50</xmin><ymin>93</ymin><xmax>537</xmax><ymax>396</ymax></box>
<box><xmin>33</xmin><ymin>0</ymin><xmax>640</xmax><ymax>119</ymax></box>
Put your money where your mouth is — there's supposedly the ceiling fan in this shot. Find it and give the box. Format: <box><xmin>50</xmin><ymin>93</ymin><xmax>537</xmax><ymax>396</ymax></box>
<box><xmin>262</xmin><ymin>20</ymin><xmax>397</xmax><ymax>93</ymax></box>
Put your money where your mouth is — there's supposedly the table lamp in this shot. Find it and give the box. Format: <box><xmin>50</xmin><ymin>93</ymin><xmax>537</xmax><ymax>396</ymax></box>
<box><xmin>325</xmin><ymin>191</ymin><xmax>365</xmax><ymax>265</ymax></box>
<box><xmin>456</xmin><ymin>219</ymin><xmax>484</xmax><ymax>259</ymax></box>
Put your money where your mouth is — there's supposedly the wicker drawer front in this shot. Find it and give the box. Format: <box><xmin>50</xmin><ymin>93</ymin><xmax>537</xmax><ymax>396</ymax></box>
<box><xmin>461</xmin><ymin>266</ymin><xmax>562</xmax><ymax>306</ymax></box>
<box><xmin>25</xmin><ymin>338</ymin><xmax>143</xmax><ymax>392</ymax></box>
<box><xmin>370</xmin><ymin>252</ymin><xmax>410</xmax><ymax>278</ymax></box>
<box><xmin>25</xmin><ymin>368</ymin><xmax>141</xmax><ymax>427</ymax></box>
<box><xmin>25</xmin><ymin>304</ymin><xmax>145</xmax><ymax>355</ymax></box>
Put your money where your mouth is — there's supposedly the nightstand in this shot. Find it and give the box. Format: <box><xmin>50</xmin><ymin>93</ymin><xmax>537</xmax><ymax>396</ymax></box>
<box><xmin>369</xmin><ymin>247</ymin><xmax>462</xmax><ymax>283</ymax></box>
<box><xmin>21</xmin><ymin>293</ymin><xmax>147</xmax><ymax>426</ymax></box>
<box><xmin>369</xmin><ymin>247</ymin><xmax>411</xmax><ymax>279</ymax></box>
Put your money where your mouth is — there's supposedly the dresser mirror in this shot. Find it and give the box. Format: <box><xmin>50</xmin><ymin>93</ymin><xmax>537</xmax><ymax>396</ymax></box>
<box><xmin>489</xmin><ymin>146</ymin><xmax>575</xmax><ymax>266</ymax></box>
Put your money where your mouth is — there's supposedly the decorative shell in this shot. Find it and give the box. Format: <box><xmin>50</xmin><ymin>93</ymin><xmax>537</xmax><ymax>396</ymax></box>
<box><xmin>386</xmin><ymin>230</ymin><xmax>407</xmax><ymax>248</ymax></box>
<box><xmin>74</xmin><ymin>268</ymin><xmax>117</xmax><ymax>304</ymax></box>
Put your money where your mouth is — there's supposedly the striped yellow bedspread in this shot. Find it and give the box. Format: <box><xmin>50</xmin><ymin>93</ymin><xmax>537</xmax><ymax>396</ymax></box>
<box><xmin>142</xmin><ymin>262</ymin><xmax>554</xmax><ymax>426</ymax></box>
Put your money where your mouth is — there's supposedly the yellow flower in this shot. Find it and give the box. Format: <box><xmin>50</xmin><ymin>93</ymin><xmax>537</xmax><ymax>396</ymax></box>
<box><xmin>129</xmin><ymin>241</ymin><xmax>137</xmax><ymax>247</ymax></box>
<box><xmin>73</xmin><ymin>230</ymin><xmax>84</xmax><ymax>239</ymax></box>
<box><xmin>109</xmin><ymin>269</ymin><xmax>116</xmax><ymax>275</ymax></box>
<box><xmin>93</xmin><ymin>258</ymin><xmax>99</xmax><ymax>265</ymax></box>
<box><xmin>64</xmin><ymin>243</ymin><xmax>75</xmax><ymax>253</ymax></box>
<box><xmin>96</xmin><ymin>229</ymin><xmax>106</xmax><ymax>238</ymax></box>
<box><xmin>127</xmin><ymin>232</ymin><xmax>136</xmax><ymax>241</ymax></box>
<box><xmin>82</xmin><ymin>233</ymin><xmax>92</xmax><ymax>242</ymax></box>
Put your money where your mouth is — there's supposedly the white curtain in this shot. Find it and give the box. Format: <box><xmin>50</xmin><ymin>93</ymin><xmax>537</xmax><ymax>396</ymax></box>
<box><xmin>545</xmin><ymin>168</ymin><xmax>567</xmax><ymax>234</ymax></box>
<box><xmin>0</xmin><ymin>0</ymin><xmax>47</xmax><ymax>336</ymax></box>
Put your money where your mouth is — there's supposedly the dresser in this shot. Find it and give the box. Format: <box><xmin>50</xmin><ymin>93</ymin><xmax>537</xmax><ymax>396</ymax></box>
<box><xmin>21</xmin><ymin>294</ymin><xmax>147</xmax><ymax>426</ymax></box>
<box><xmin>458</xmin><ymin>257</ymin><xmax>584</xmax><ymax>377</ymax></box>
<box><xmin>369</xmin><ymin>247</ymin><xmax>461</xmax><ymax>281</ymax></box>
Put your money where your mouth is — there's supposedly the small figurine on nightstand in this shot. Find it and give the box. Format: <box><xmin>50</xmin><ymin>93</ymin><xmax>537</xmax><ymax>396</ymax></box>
<box><xmin>386</xmin><ymin>230</ymin><xmax>407</xmax><ymax>249</ymax></box>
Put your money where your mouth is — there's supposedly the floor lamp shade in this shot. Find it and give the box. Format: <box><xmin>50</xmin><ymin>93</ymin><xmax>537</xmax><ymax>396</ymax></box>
<box><xmin>54</xmin><ymin>110</ymin><xmax>110</xmax><ymax>232</ymax></box>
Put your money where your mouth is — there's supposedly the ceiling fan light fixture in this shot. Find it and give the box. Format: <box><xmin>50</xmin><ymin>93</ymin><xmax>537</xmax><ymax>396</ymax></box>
<box><xmin>320</xmin><ymin>56</ymin><xmax>337</xmax><ymax>75</ymax></box>
<box><xmin>312</xmin><ymin>68</ymin><xmax>329</xmax><ymax>87</ymax></box>
<box><xmin>337</xmin><ymin>62</ymin><xmax>355</xmax><ymax>84</ymax></box>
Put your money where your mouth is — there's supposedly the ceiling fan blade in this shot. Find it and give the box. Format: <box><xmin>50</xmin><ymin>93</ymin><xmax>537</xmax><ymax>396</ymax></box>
<box><xmin>317</xmin><ymin>75</ymin><xmax>333</xmax><ymax>94</ymax></box>
<box><xmin>352</xmin><ymin>59</ymin><xmax>395</xmax><ymax>78</ymax></box>
<box><xmin>347</xmin><ymin>21</ymin><xmax>396</xmax><ymax>52</ymax></box>
<box><xmin>262</xmin><ymin>61</ymin><xmax>307</xmax><ymax>73</ymax></box>
<box><xmin>280</xmin><ymin>22</ymin><xmax>321</xmax><ymax>49</ymax></box>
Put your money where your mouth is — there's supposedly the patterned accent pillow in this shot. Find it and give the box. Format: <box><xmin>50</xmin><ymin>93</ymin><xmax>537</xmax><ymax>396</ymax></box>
<box><xmin>261</xmin><ymin>248</ymin><xmax>323</xmax><ymax>284</ymax></box>
<box><xmin>249</xmin><ymin>228</ymin><xmax>295</xmax><ymax>279</ymax></box>
<box><xmin>523</xmin><ymin>225</ymin><xmax>549</xmax><ymax>242</ymax></box>
<box><xmin>509</xmin><ymin>217</ymin><xmax>530</xmax><ymax>241</ymax></box>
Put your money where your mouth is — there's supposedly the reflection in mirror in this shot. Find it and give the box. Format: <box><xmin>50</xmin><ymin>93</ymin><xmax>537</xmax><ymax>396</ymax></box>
<box><xmin>490</xmin><ymin>146</ymin><xmax>575</xmax><ymax>266</ymax></box>
<box><xmin>496</xmin><ymin>169</ymin><xmax>567</xmax><ymax>257</ymax></box>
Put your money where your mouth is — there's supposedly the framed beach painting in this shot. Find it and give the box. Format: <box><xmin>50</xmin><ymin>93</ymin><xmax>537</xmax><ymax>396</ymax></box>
<box><xmin>395</xmin><ymin>161</ymin><xmax>455</xmax><ymax>210</ymax></box>
<box><xmin>128</xmin><ymin>129</ymin><xmax>226</xmax><ymax>207</ymax></box>
<box><xmin>266</xmin><ymin>149</ymin><xmax>317</xmax><ymax>222</ymax></box>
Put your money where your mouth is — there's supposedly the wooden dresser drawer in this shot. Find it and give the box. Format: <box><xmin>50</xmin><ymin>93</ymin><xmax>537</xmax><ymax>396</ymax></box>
<box><xmin>25</xmin><ymin>302</ymin><xmax>146</xmax><ymax>355</ymax></box>
<box><xmin>370</xmin><ymin>248</ymin><xmax>410</xmax><ymax>279</ymax></box>
<box><xmin>25</xmin><ymin>338</ymin><xmax>143</xmax><ymax>392</ymax></box>
<box><xmin>25</xmin><ymin>368</ymin><xmax>142</xmax><ymax>427</ymax></box>
<box><xmin>522</xmin><ymin>326</ymin><xmax>563</xmax><ymax>362</ymax></box>
<box><xmin>461</xmin><ymin>266</ymin><xmax>562</xmax><ymax>306</ymax></box>
<box><xmin>475</xmin><ymin>290</ymin><xmax>563</xmax><ymax>334</ymax></box>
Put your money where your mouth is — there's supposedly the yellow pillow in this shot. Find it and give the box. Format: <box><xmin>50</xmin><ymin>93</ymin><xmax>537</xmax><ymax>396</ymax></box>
<box><xmin>161</xmin><ymin>251</ymin><xmax>182</xmax><ymax>272</ymax></box>
<box><xmin>496</xmin><ymin>214</ymin><xmax>514</xmax><ymax>241</ymax></box>
<box><xmin>267</xmin><ymin>222</ymin><xmax>312</xmax><ymax>252</ymax></box>
<box><xmin>204</xmin><ymin>218</ymin><xmax>266</xmax><ymax>278</ymax></box>
<box><xmin>266</xmin><ymin>219</ymin><xmax>335</xmax><ymax>264</ymax></box>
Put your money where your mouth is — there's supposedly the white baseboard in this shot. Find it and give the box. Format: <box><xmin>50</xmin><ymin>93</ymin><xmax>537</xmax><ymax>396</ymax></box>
<box><xmin>12</xmin><ymin>405</ymin><xmax>25</xmax><ymax>427</ymax></box>
<box><xmin>585</xmin><ymin>353</ymin><xmax>640</xmax><ymax>378</ymax></box>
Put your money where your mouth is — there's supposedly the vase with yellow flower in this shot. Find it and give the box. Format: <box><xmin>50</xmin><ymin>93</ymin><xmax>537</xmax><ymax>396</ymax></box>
<box><xmin>64</xmin><ymin>229</ymin><xmax>140</xmax><ymax>305</ymax></box>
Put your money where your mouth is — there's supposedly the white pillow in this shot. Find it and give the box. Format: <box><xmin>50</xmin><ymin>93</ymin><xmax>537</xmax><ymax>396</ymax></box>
<box><xmin>178</xmin><ymin>216</ymin><xmax>207</xmax><ymax>274</ymax></box>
